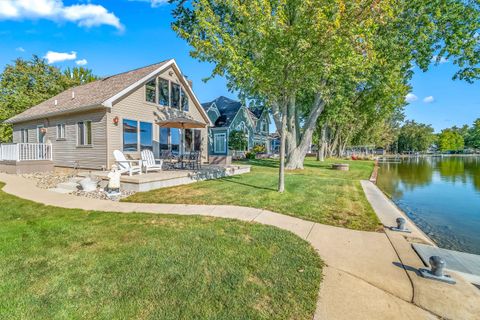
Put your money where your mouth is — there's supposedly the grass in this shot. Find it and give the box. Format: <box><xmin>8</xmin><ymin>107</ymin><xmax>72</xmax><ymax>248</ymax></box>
<box><xmin>0</xmin><ymin>184</ymin><xmax>323</xmax><ymax>319</ymax></box>
<box><xmin>124</xmin><ymin>158</ymin><xmax>381</xmax><ymax>231</ymax></box>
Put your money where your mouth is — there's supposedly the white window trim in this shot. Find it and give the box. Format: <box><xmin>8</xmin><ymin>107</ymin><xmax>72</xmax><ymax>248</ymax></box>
<box><xmin>214</xmin><ymin>133</ymin><xmax>227</xmax><ymax>153</ymax></box>
<box><xmin>77</xmin><ymin>121</ymin><xmax>92</xmax><ymax>147</ymax></box>
<box><xmin>56</xmin><ymin>123</ymin><xmax>66</xmax><ymax>140</ymax></box>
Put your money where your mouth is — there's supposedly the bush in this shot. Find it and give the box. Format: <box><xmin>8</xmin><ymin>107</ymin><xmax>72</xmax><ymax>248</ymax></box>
<box><xmin>245</xmin><ymin>152</ymin><xmax>256</xmax><ymax>159</ymax></box>
<box><xmin>252</xmin><ymin>144</ymin><xmax>266</xmax><ymax>154</ymax></box>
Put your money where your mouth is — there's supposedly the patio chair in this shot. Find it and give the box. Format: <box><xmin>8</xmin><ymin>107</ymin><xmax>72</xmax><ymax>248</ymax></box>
<box><xmin>141</xmin><ymin>149</ymin><xmax>164</xmax><ymax>173</ymax></box>
<box><xmin>113</xmin><ymin>150</ymin><xmax>142</xmax><ymax>176</ymax></box>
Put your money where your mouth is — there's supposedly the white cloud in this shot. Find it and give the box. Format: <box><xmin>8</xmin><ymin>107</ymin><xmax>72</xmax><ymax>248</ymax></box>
<box><xmin>129</xmin><ymin>0</ymin><xmax>169</xmax><ymax>7</ymax></box>
<box><xmin>0</xmin><ymin>0</ymin><xmax>123</xmax><ymax>31</ymax></box>
<box><xmin>44</xmin><ymin>50</ymin><xmax>77</xmax><ymax>64</ymax></box>
<box><xmin>423</xmin><ymin>96</ymin><xmax>435</xmax><ymax>104</ymax></box>
<box><xmin>75</xmin><ymin>58</ymin><xmax>88</xmax><ymax>66</ymax></box>
<box><xmin>405</xmin><ymin>93</ymin><xmax>418</xmax><ymax>103</ymax></box>
<box><xmin>15</xmin><ymin>47</ymin><xmax>25</xmax><ymax>52</ymax></box>
<box><xmin>431</xmin><ymin>55</ymin><xmax>449</xmax><ymax>64</ymax></box>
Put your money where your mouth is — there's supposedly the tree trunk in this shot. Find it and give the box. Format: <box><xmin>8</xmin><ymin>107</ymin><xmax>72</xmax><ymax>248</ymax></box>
<box><xmin>284</xmin><ymin>94</ymin><xmax>325</xmax><ymax>169</ymax></box>
<box><xmin>319</xmin><ymin>125</ymin><xmax>327</xmax><ymax>161</ymax></box>
<box><xmin>278</xmin><ymin>108</ymin><xmax>288</xmax><ymax>193</ymax></box>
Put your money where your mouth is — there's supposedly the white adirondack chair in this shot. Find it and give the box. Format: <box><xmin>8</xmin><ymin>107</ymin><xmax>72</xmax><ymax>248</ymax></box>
<box><xmin>141</xmin><ymin>149</ymin><xmax>163</xmax><ymax>173</ymax></box>
<box><xmin>113</xmin><ymin>150</ymin><xmax>142</xmax><ymax>176</ymax></box>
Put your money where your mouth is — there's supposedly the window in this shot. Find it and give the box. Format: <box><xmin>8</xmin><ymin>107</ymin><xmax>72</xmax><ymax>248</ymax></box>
<box><xmin>194</xmin><ymin>129</ymin><xmax>202</xmax><ymax>152</ymax></box>
<box><xmin>261</xmin><ymin>120</ymin><xmax>268</xmax><ymax>133</ymax></box>
<box><xmin>171</xmin><ymin>83</ymin><xmax>180</xmax><ymax>109</ymax></box>
<box><xmin>171</xmin><ymin>128</ymin><xmax>180</xmax><ymax>154</ymax></box>
<box><xmin>160</xmin><ymin>127</ymin><xmax>169</xmax><ymax>150</ymax></box>
<box><xmin>181</xmin><ymin>88</ymin><xmax>189</xmax><ymax>111</ymax></box>
<box><xmin>122</xmin><ymin>119</ymin><xmax>138</xmax><ymax>151</ymax></box>
<box><xmin>140</xmin><ymin>122</ymin><xmax>153</xmax><ymax>151</ymax></box>
<box><xmin>185</xmin><ymin>129</ymin><xmax>193</xmax><ymax>152</ymax></box>
<box><xmin>158</xmin><ymin>78</ymin><xmax>169</xmax><ymax>106</ymax></box>
<box><xmin>20</xmin><ymin>129</ymin><xmax>28</xmax><ymax>143</ymax></box>
<box><xmin>145</xmin><ymin>79</ymin><xmax>156</xmax><ymax>103</ymax></box>
<box><xmin>214</xmin><ymin>133</ymin><xmax>226</xmax><ymax>153</ymax></box>
<box><xmin>56</xmin><ymin>123</ymin><xmax>66</xmax><ymax>140</ymax></box>
<box><xmin>77</xmin><ymin>121</ymin><xmax>92</xmax><ymax>146</ymax></box>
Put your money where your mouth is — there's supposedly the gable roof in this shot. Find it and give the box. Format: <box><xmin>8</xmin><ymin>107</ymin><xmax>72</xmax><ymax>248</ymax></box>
<box><xmin>201</xmin><ymin>96</ymin><xmax>243</xmax><ymax>128</ymax></box>
<box><xmin>6</xmin><ymin>60</ymin><xmax>212</xmax><ymax>126</ymax></box>
<box><xmin>250</xmin><ymin>106</ymin><xmax>266</xmax><ymax>119</ymax></box>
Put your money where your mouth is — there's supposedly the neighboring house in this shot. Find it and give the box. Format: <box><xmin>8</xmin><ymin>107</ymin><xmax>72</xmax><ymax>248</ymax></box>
<box><xmin>201</xmin><ymin>96</ymin><xmax>271</xmax><ymax>157</ymax></box>
<box><xmin>5</xmin><ymin>59</ymin><xmax>212</xmax><ymax>169</ymax></box>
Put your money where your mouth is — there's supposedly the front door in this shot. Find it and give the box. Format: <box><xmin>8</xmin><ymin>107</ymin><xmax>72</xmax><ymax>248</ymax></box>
<box><xmin>37</xmin><ymin>125</ymin><xmax>46</xmax><ymax>143</ymax></box>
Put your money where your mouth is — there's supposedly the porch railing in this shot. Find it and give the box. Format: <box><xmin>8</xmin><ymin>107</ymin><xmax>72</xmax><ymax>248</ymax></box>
<box><xmin>0</xmin><ymin>143</ymin><xmax>53</xmax><ymax>161</ymax></box>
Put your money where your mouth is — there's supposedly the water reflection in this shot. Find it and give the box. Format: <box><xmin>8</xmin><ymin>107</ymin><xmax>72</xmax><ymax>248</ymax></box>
<box><xmin>377</xmin><ymin>156</ymin><xmax>480</xmax><ymax>255</ymax></box>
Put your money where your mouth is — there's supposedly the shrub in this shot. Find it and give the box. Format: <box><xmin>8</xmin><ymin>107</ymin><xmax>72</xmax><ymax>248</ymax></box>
<box><xmin>252</xmin><ymin>144</ymin><xmax>266</xmax><ymax>154</ymax></box>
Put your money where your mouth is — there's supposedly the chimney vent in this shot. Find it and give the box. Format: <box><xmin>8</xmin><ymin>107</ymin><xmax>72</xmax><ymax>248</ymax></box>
<box><xmin>72</xmin><ymin>91</ymin><xmax>75</xmax><ymax>99</ymax></box>
<box><xmin>54</xmin><ymin>99</ymin><xmax>58</xmax><ymax>106</ymax></box>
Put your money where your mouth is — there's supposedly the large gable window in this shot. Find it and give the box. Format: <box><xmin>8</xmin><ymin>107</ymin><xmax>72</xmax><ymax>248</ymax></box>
<box><xmin>123</xmin><ymin>119</ymin><xmax>138</xmax><ymax>152</ymax></box>
<box><xmin>181</xmin><ymin>88</ymin><xmax>189</xmax><ymax>111</ymax></box>
<box><xmin>158</xmin><ymin>78</ymin><xmax>169</xmax><ymax>106</ymax></box>
<box><xmin>140</xmin><ymin>122</ymin><xmax>153</xmax><ymax>151</ymax></box>
<box><xmin>145</xmin><ymin>79</ymin><xmax>156</xmax><ymax>103</ymax></box>
<box><xmin>171</xmin><ymin>83</ymin><xmax>181</xmax><ymax>109</ymax></box>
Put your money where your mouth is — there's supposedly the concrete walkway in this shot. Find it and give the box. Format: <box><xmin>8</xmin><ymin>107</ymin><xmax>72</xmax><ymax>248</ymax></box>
<box><xmin>0</xmin><ymin>173</ymin><xmax>478</xmax><ymax>319</ymax></box>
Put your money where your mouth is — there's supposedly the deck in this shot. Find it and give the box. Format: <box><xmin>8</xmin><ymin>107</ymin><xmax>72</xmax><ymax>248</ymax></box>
<box><xmin>79</xmin><ymin>164</ymin><xmax>251</xmax><ymax>192</ymax></box>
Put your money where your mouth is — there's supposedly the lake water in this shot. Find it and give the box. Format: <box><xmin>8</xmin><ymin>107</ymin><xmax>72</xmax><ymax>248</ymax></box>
<box><xmin>376</xmin><ymin>156</ymin><xmax>480</xmax><ymax>255</ymax></box>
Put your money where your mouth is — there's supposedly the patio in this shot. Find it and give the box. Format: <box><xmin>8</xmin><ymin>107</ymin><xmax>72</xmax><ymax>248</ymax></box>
<box><xmin>78</xmin><ymin>164</ymin><xmax>251</xmax><ymax>192</ymax></box>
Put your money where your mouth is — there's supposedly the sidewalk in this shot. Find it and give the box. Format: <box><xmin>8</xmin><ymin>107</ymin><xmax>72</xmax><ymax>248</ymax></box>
<box><xmin>1</xmin><ymin>173</ymin><xmax>478</xmax><ymax>319</ymax></box>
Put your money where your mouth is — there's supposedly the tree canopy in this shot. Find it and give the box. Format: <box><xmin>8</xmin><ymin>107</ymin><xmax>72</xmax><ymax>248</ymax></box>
<box><xmin>438</xmin><ymin>129</ymin><xmax>465</xmax><ymax>152</ymax></box>
<box><xmin>0</xmin><ymin>56</ymin><xmax>98</xmax><ymax>142</ymax></box>
<box><xmin>169</xmin><ymin>0</ymin><xmax>480</xmax><ymax>191</ymax></box>
<box><xmin>396</xmin><ymin>120</ymin><xmax>435</xmax><ymax>153</ymax></box>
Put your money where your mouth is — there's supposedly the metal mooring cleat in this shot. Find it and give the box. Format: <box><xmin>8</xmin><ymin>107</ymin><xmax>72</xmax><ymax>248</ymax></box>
<box><xmin>390</xmin><ymin>217</ymin><xmax>411</xmax><ymax>233</ymax></box>
<box><xmin>419</xmin><ymin>256</ymin><xmax>456</xmax><ymax>284</ymax></box>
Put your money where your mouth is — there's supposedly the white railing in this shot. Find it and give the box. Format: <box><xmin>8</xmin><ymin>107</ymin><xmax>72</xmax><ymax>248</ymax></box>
<box><xmin>0</xmin><ymin>143</ymin><xmax>53</xmax><ymax>161</ymax></box>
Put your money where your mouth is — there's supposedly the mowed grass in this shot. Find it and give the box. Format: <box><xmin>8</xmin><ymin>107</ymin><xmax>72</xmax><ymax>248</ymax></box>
<box><xmin>125</xmin><ymin>158</ymin><xmax>381</xmax><ymax>231</ymax></box>
<box><xmin>0</xmin><ymin>184</ymin><xmax>322</xmax><ymax>320</ymax></box>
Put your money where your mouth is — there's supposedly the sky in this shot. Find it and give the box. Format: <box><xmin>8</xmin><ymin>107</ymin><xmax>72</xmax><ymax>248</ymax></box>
<box><xmin>0</xmin><ymin>0</ymin><xmax>479</xmax><ymax>133</ymax></box>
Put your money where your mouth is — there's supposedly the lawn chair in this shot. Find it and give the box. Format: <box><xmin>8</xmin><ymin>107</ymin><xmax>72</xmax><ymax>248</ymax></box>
<box><xmin>141</xmin><ymin>149</ymin><xmax>164</xmax><ymax>173</ymax></box>
<box><xmin>113</xmin><ymin>150</ymin><xmax>142</xmax><ymax>176</ymax></box>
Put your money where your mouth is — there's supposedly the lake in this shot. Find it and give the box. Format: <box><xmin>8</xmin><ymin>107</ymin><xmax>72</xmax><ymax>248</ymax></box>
<box><xmin>376</xmin><ymin>156</ymin><xmax>480</xmax><ymax>255</ymax></box>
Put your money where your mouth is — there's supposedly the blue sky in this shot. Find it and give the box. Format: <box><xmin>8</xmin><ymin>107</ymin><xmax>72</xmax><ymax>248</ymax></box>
<box><xmin>0</xmin><ymin>0</ymin><xmax>478</xmax><ymax>133</ymax></box>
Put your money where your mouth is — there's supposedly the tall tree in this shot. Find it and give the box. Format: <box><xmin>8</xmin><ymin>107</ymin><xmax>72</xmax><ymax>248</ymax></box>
<box><xmin>63</xmin><ymin>67</ymin><xmax>99</xmax><ymax>86</ymax></box>
<box><xmin>0</xmin><ymin>56</ymin><xmax>98</xmax><ymax>142</ymax></box>
<box><xmin>169</xmin><ymin>0</ymin><xmax>480</xmax><ymax>191</ymax></box>
<box><xmin>396</xmin><ymin>120</ymin><xmax>435</xmax><ymax>153</ymax></box>
<box><xmin>438</xmin><ymin>129</ymin><xmax>465</xmax><ymax>152</ymax></box>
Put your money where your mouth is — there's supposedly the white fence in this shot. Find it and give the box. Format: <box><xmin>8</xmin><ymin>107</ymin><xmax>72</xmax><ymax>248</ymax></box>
<box><xmin>0</xmin><ymin>143</ymin><xmax>53</xmax><ymax>161</ymax></box>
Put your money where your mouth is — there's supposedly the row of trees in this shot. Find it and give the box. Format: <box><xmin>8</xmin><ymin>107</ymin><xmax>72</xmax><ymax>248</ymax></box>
<box><xmin>392</xmin><ymin>118</ymin><xmax>480</xmax><ymax>154</ymax></box>
<box><xmin>170</xmin><ymin>0</ymin><xmax>480</xmax><ymax>192</ymax></box>
<box><xmin>0</xmin><ymin>55</ymin><xmax>98</xmax><ymax>142</ymax></box>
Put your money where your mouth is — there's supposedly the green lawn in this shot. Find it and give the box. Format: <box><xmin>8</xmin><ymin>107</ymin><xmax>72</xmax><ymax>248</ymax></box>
<box><xmin>0</xmin><ymin>184</ymin><xmax>322</xmax><ymax>319</ymax></box>
<box><xmin>125</xmin><ymin>158</ymin><xmax>381</xmax><ymax>231</ymax></box>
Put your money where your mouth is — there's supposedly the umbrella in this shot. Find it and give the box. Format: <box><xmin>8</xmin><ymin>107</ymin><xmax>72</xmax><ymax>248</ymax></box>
<box><xmin>157</xmin><ymin>117</ymin><xmax>207</xmax><ymax>129</ymax></box>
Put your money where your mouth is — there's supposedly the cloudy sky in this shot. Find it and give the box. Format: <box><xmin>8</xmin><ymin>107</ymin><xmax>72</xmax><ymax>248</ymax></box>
<box><xmin>0</xmin><ymin>0</ymin><xmax>479</xmax><ymax>132</ymax></box>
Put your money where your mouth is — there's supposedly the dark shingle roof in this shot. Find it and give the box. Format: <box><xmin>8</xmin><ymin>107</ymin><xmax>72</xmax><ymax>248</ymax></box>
<box><xmin>202</xmin><ymin>96</ymin><xmax>242</xmax><ymax>128</ymax></box>
<box><xmin>6</xmin><ymin>60</ymin><xmax>171</xmax><ymax>123</ymax></box>
<box><xmin>250</xmin><ymin>106</ymin><xmax>265</xmax><ymax>119</ymax></box>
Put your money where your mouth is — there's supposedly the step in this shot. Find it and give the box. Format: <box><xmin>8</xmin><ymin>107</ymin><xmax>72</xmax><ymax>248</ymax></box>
<box><xmin>56</xmin><ymin>181</ymin><xmax>79</xmax><ymax>191</ymax></box>
<box><xmin>47</xmin><ymin>187</ymin><xmax>74</xmax><ymax>194</ymax></box>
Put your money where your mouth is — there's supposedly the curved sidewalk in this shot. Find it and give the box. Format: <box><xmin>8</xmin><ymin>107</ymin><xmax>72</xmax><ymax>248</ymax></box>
<box><xmin>1</xmin><ymin>173</ymin><xmax>477</xmax><ymax>319</ymax></box>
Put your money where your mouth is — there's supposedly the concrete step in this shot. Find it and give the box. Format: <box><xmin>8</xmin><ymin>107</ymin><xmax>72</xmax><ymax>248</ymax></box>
<box><xmin>68</xmin><ymin>177</ymin><xmax>83</xmax><ymax>183</ymax></box>
<box><xmin>47</xmin><ymin>187</ymin><xmax>74</xmax><ymax>194</ymax></box>
<box><xmin>56</xmin><ymin>181</ymin><xmax>79</xmax><ymax>191</ymax></box>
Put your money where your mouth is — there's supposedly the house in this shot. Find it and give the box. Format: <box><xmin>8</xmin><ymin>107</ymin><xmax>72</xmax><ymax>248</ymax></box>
<box><xmin>4</xmin><ymin>59</ymin><xmax>213</xmax><ymax>170</ymax></box>
<box><xmin>201</xmin><ymin>96</ymin><xmax>271</xmax><ymax>161</ymax></box>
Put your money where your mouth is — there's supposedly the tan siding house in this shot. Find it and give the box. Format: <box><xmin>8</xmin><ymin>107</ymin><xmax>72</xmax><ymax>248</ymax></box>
<box><xmin>6</xmin><ymin>60</ymin><xmax>212</xmax><ymax>170</ymax></box>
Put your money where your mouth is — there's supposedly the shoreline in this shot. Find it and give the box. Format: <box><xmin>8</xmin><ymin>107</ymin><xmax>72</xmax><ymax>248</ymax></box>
<box><xmin>369</xmin><ymin>160</ymin><xmax>436</xmax><ymax>246</ymax></box>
